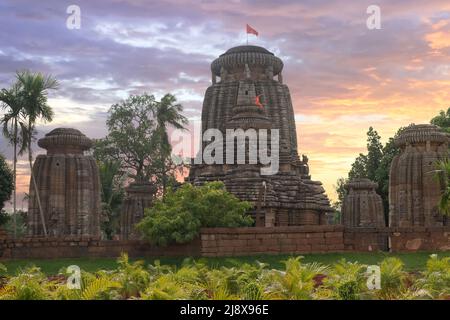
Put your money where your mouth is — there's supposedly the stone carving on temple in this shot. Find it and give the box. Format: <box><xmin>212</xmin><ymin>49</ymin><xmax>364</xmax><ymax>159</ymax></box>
<box><xmin>389</xmin><ymin>124</ymin><xmax>449</xmax><ymax>227</ymax></box>
<box><xmin>27</xmin><ymin>128</ymin><xmax>101</xmax><ymax>237</ymax></box>
<box><xmin>120</xmin><ymin>182</ymin><xmax>156</xmax><ymax>240</ymax></box>
<box><xmin>342</xmin><ymin>178</ymin><xmax>386</xmax><ymax>228</ymax></box>
<box><xmin>188</xmin><ymin>45</ymin><xmax>332</xmax><ymax>226</ymax></box>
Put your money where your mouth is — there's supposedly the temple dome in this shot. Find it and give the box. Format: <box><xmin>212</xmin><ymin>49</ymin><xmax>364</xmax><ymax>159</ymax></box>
<box><xmin>211</xmin><ymin>45</ymin><xmax>283</xmax><ymax>77</ymax></box>
<box><xmin>38</xmin><ymin>127</ymin><xmax>93</xmax><ymax>153</ymax></box>
<box><xmin>345</xmin><ymin>178</ymin><xmax>378</xmax><ymax>191</ymax></box>
<box><xmin>394</xmin><ymin>124</ymin><xmax>448</xmax><ymax>147</ymax></box>
<box><xmin>222</xmin><ymin>45</ymin><xmax>274</xmax><ymax>55</ymax></box>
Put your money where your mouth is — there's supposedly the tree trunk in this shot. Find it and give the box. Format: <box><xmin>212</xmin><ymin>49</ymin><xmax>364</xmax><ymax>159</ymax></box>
<box><xmin>28</xmin><ymin>136</ymin><xmax>47</xmax><ymax>236</ymax></box>
<box><xmin>13</xmin><ymin>118</ymin><xmax>17</xmax><ymax>238</ymax></box>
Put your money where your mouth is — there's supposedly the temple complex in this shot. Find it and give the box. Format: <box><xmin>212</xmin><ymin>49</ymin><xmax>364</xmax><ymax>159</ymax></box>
<box><xmin>27</xmin><ymin>128</ymin><xmax>101</xmax><ymax>237</ymax></box>
<box><xmin>120</xmin><ymin>182</ymin><xmax>156</xmax><ymax>240</ymax></box>
<box><xmin>342</xmin><ymin>178</ymin><xmax>385</xmax><ymax>228</ymax></box>
<box><xmin>188</xmin><ymin>45</ymin><xmax>332</xmax><ymax>226</ymax></box>
<box><xmin>389</xmin><ymin>124</ymin><xmax>449</xmax><ymax>227</ymax></box>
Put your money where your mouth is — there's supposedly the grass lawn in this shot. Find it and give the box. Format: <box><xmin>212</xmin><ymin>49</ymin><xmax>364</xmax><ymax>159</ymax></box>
<box><xmin>2</xmin><ymin>251</ymin><xmax>449</xmax><ymax>275</ymax></box>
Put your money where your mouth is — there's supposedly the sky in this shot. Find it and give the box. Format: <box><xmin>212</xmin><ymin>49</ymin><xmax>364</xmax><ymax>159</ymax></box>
<box><xmin>0</xmin><ymin>0</ymin><xmax>450</xmax><ymax>209</ymax></box>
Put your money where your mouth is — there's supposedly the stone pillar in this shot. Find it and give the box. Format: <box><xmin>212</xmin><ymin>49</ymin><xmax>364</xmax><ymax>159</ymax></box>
<box><xmin>342</xmin><ymin>178</ymin><xmax>385</xmax><ymax>228</ymax></box>
<box><xmin>120</xmin><ymin>182</ymin><xmax>156</xmax><ymax>240</ymax></box>
<box><xmin>265</xmin><ymin>208</ymin><xmax>275</xmax><ymax>227</ymax></box>
<box><xmin>389</xmin><ymin>124</ymin><xmax>449</xmax><ymax>227</ymax></box>
<box><xmin>27</xmin><ymin>128</ymin><xmax>101</xmax><ymax>237</ymax></box>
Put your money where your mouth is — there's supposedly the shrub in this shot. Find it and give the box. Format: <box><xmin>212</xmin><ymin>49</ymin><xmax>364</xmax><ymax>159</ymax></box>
<box><xmin>137</xmin><ymin>182</ymin><xmax>253</xmax><ymax>246</ymax></box>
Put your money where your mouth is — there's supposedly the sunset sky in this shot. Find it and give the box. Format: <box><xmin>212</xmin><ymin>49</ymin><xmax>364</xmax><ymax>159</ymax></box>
<box><xmin>1</xmin><ymin>0</ymin><xmax>450</xmax><ymax>208</ymax></box>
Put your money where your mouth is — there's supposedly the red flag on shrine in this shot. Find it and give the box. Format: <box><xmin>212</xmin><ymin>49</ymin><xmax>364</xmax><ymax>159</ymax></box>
<box><xmin>246</xmin><ymin>24</ymin><xmax>258</xmax><ymax>36</ymax></box>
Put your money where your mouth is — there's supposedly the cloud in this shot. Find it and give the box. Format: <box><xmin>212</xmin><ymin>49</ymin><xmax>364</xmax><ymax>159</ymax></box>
<box><xmin>1</xmin><ymin>0</ymin><xmax>449</xmax><ymax>204</ymax></box>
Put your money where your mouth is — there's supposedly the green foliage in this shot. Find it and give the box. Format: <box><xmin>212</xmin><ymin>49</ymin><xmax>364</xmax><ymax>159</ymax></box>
<box><xmin>431</xmin><ymin>107</ymin><xmax>450</xmax><ymax>133</ymax></box>
<box><xmin>434</xmin><ymin>159</ymin><xmax>450</xmax><ymax>216</ymax></box>
<box><xmin>105</xmin><ymin>94</ymin><xmax>159</xmax><ymax>182</ymax></box>
<box><xmin>0</xmin><ymin>255</ymin><xmax>449</xmax><ymax>300</ymax></box>
<box><xmin>0</xmin><ymin>263</ymin><xmax>6</xmax><ymax>275</ymax></box>
<box><xmin>415</xmin><ymin>254</ymin><xmax>450</xmax><ymax>299</ymax></box>
<box><xmin>2</xmin><ymin>210</ymin><xmax>27</xmax><ymax>236</ymax></box>
<box><xmin>113</xmin><ymin>253</ymin><xmax>150</xmax><ymax>298</ymax></box>
<box><xmin>376</xmin><ymin>257</ymin><xmax>408</xmax><ymax>299</ymax></box>
<box><xmin>0</xmin><ymin>154</ymin><xmax>13</xmax><ymax>211</ymax></box>
<box><xmin>96</xmin><ymin>159</ymin><xmax>125</xmax><ymax>238</ymax></box>
<box><xmin>97</xmin><ymin>93</ymin><xmax>188</xmax><ymax>197</ymax></box>
<box><xmin>137</xmin><ymin>182</ymin><xmax>253</xmax><ymax>246</ymax></box>
<box><xmin>270</xmin><ymin>257</ymin><xmax>328</xmax><ymax>300</ymax></box>
<box><xmin>320</xmin><ymin>259</ymin><xmax>367</xmax><ymax>300</ymax></box>
<box><xmin>337</xmin><ymin>127</ymin><xmax>405</xmax><ymax>222</ymax></box>
<box><xmin>0</xmin><ymin>210</ymin><xmax>10</xmax><ymax>227</ymax></box>
<box><xmin>0</xmin><ymin>266</ymin><xmax>54</xmax><ymax>300</ymax></box>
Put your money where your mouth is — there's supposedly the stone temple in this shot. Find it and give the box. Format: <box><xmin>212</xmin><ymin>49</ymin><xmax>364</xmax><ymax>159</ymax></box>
<box><xmin>389</xmin><ymin>124</ymin><xmax>449</xmax><ymax>227</ymax></box>
<box><xmin>120</xmin><ymin>182</ymin><xmax>156</xmax><ymax>240</ymax></box>
<box><xmin>27</xmin><ymin>128</ymin><xmax>101</xmax><ymax>237</ymax></box>
<box><xmin>342</xmin><ymin>178</ymin><xmax>385</xmax><ymax>228</ymax></box>
<box><xmin>188</xmin><ymin>45</ymin><xmax>332</xmax><ymax>226</ymax></box>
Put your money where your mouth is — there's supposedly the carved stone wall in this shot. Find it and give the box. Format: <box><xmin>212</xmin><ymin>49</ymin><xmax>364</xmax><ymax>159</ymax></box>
<box><xmin>342</xmin><ymin>179</ymin><xmax>385</xmax><ymax>228</ymax></box>
<box><xmin>120</xmin><ymin>182</ymin><xmax>156</xmax><ymax>240</ymax></box>
<box><xmin>27</xmin><ymin>128</ymin><xmax>101</xmax><ymax>237</ymax></box>
<box><xmin>389</xmin><ymin>124</ymin><xmax>449</xmax><ymax>227</ymax></box>
<box><xmin>188</xmin><ymin>45</ymin><xmax>332</xmax><ymax>225</ymax></box>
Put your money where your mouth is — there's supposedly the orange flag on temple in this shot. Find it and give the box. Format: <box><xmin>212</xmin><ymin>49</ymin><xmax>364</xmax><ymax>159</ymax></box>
<box><xmin>255</xmin><ymin>95</ymin><xmax>264</xmax><ymax>109</ymax></box>
<box><xmin>246</xmin><ymin>24</ymin><xmax>258</xmax><ymax>36</ymax></box>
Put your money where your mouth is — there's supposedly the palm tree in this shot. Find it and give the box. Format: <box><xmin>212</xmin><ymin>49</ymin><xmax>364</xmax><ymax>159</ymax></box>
<box><xmin>153</xmin><ymin>94</ymin><xmax>188</xmax><ymax>196</ymax></box>
<box><xmin>0</xmin><ymin>82</ymin><xmax>28</xmax><ymax>238</ymax></box>
<box><xmin>16</xmin><ymin>70</ymin><xmax>58</xmax><ymax>236</ymax></box>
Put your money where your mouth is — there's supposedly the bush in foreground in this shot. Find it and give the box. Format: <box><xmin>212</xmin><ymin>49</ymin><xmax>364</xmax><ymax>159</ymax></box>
<box><xmin>137</xmin><ymin>182</ymin><xmax>253</xmax><ymax>246</ymax></box>
<box><xmin>0</xmin><ymin>254</ymin><xmax>449</xmax><ymax>300</ymax></box>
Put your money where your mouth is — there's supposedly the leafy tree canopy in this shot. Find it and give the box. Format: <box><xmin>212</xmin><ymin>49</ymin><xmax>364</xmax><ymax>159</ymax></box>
<box><xmin>431</xmin><ymin>107</ymin><xmax>450</xmax><ymax>133</ymax></box>
<box><xmin>94</xmin><ymin>93</ymin><xmax>187</xmax><ymax>196</ymax></box>
<box><xmin>335</xmin><ymin>127</ymin><xmax>405</xmax><ymax>223</ymax></box>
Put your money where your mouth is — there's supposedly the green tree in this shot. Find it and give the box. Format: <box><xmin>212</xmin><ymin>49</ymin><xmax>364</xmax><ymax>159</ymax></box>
<box><xmin>100</xmin><ymin>93</ymin><xmax>187</xmax><ymax>196</ymax></box>
<box><xmin>104</xmin><ymin>94</ymin><xmax>159</xmax><ymax>182</ymax></box>
<box><xmin>349</xmin><ymin>127</ymin><xmax>382</xmax><ymax>181</ymax></box>
<box><xmin>331</xmin><ymin>177</ymin><xmax>347</xmax><ymax>224</ymax></box>
<box><xmin>434</xmin><ymin>159</ymin><xmax>450</xmax><ymax>217</ymax></box>
<box><xmin>431</xmin><ymin>107</ymin><xmax>450</xmax><ymax>133</ymax></box>
<box><xmin>348</xmin><ymin>154</ymin><xmax>367</xmax><ymax>179</ymax></box>
<box><xmin>338</xmin><ymin>127</ymin><xmax>405</xmax><ymax>223</ymax></box>
<box><xmin>153</xmin><ymin>94</ymin><xmax>188</xmax><ymax>196</ymax></box>
<box><xmin>0</xmin><ymin>154</ymin><xmax>13</xmax><ymax>210</ymax></box>
<box><xmin>97</xmin><ymin>159</ymin><xmax>125</xmax><ymax>239</ymax></box>
<box><xmin>16</xmin><ymin>70</ymin><xmax>58</xmax><ymax>236</ymax></box>
<box><xmin>0</xmin><ymin>81</ymin><xmax>28</xmax><ymax>237</ymax></box>
<box><xmin>137</xmin><ymin>182</ymin><xmax>253</xmax><ymax>246</ymax></box>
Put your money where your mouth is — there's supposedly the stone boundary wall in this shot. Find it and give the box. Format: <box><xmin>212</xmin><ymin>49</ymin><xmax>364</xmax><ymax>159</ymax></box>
<box><xmin>200</xmin><ymin>226</ymin><xmax>345</xmax><ymax>257</ymax></box>
<box><xmin>0</xmin><ymin>236</ymin><xmax>200</xmax><ymax>260</ymax></box>
<box><xmin>389</xmin><ymin>227</ymin><xmax>450</xmax><ymax>252</ymax></box>
<box><xmin>0</xmin><ymin>226</ymin><xmax>448</xmax><ymax>260</ymax></box>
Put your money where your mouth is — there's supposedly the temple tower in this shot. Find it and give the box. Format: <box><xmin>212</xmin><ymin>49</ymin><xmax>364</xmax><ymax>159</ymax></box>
<box><xmin>389</xmin><ymin>124</ymin><xmax>449</xmax><ymax>227</ymax></box>
<box><xmin>342</xmin><ymin>178</ymin><xmax>385</xmax><ymax>228</ymax></box>
<box><xmin>120</xmin><ymin>182</ymin><xmax>156</xmax><ymax>240</ymax></box>
<box><xmin>27</xmin><ymin>128</ymin><xmax>101</xmax><ymax>237</ymax></box>
<box><xmin>188</xmin><ymin>45</ymin><xmax>332</xmax><ymax>226</ymax></box>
